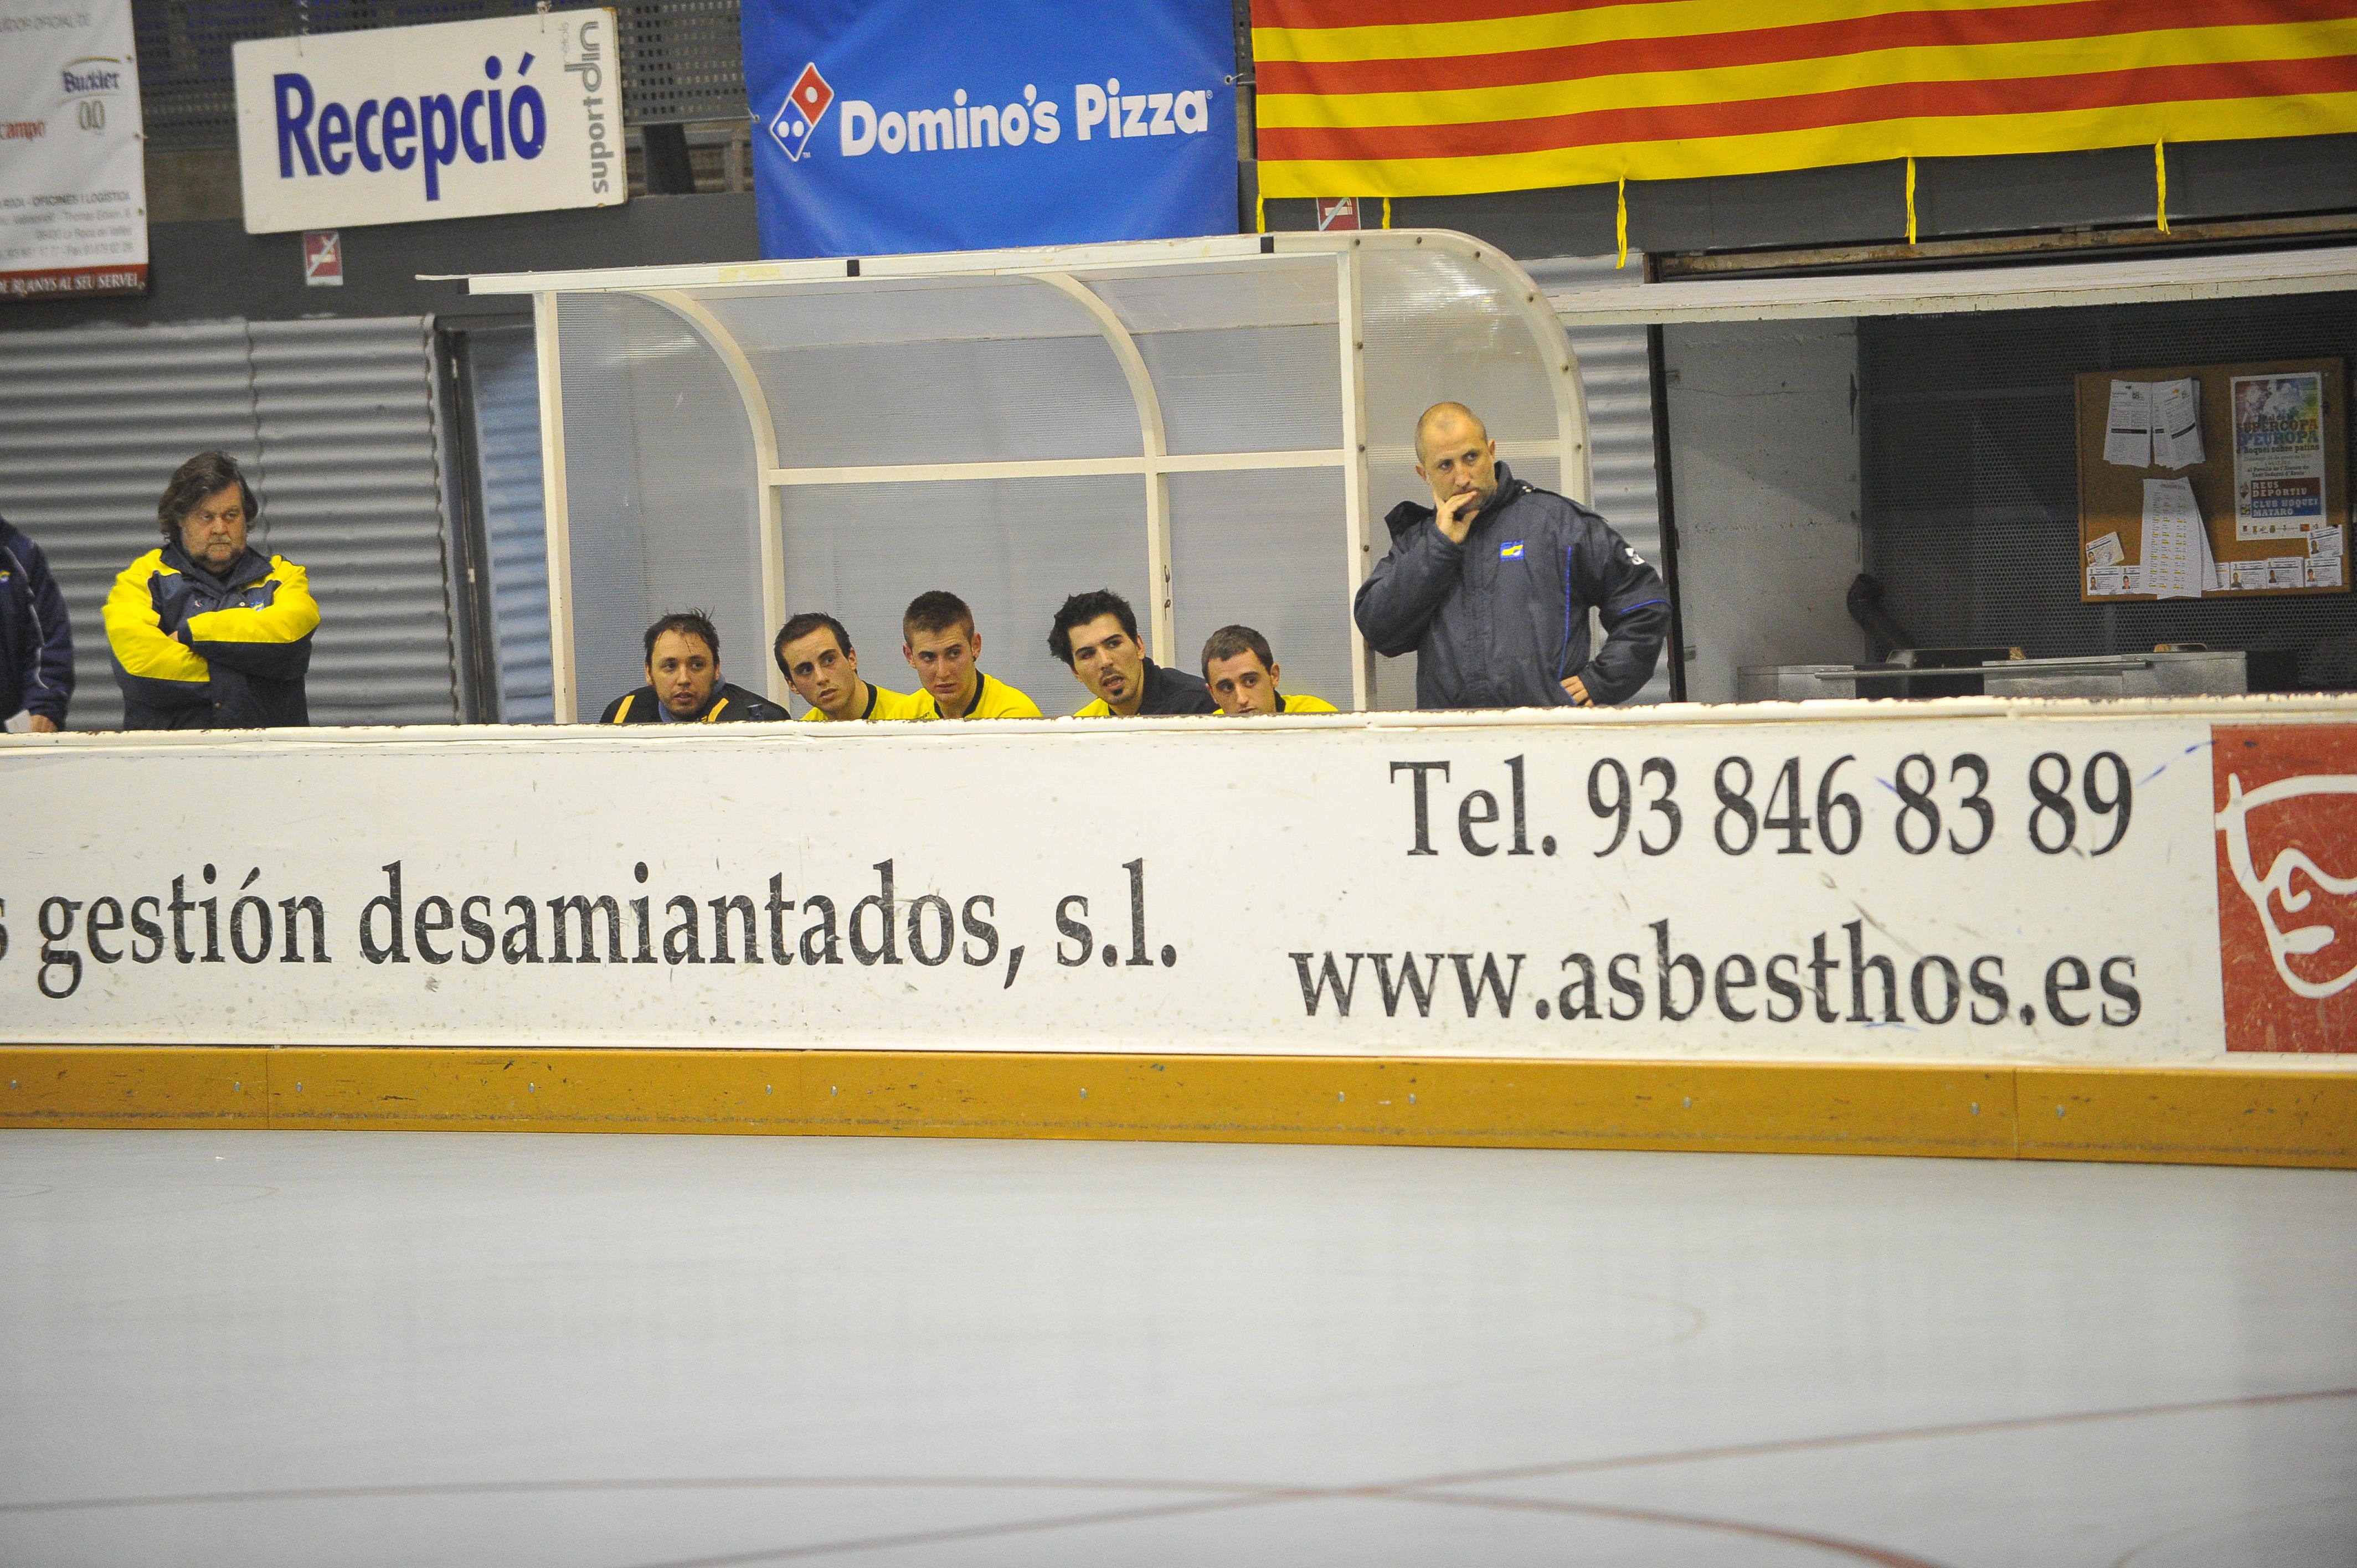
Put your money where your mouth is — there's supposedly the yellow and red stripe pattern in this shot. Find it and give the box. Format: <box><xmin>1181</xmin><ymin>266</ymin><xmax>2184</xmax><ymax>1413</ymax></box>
<box><xmin>1250</xmin><ymin>0</ymin><xmax>2357</xmax><ymax>198</ymax></box>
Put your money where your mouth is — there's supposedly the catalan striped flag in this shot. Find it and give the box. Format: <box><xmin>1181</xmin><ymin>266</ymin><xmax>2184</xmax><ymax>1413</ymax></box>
<box><xmin>1250</xmin><ymin>1</ymin><xmax>2357</xmax><ymax>198</ymax></box>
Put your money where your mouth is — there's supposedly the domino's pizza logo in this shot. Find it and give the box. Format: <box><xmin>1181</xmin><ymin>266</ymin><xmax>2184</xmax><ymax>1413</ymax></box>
<box><xmin>768</xmin><ymin>63</ymin><xmax>835</xmax><ymax>163</ymax></box>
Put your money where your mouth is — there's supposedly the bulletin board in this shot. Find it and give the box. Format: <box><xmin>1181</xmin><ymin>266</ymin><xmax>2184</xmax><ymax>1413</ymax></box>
<box><xmin>2073</xmin><ymin>357</ymin><xmax>2348</xmax><ymax>602</ymax></box>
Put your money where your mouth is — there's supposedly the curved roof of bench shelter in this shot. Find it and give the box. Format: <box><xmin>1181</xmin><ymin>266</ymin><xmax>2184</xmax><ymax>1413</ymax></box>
<box><xmin>467</xmin><ymin>231</ymin><xmax>1588</xmax><ymax>720</ymax></box>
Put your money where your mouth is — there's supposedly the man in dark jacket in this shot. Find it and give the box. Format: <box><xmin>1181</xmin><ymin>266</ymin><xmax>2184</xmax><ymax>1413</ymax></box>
<box><xmin>601</xmin><ymin>610</ymin><xmax>789</xmax><ymax>724</ymax></box>
<box><xmin>105</xmin><ymin>452</ymin><xmax>318</xmax><ymax>730</ymax></box>
<box><xmin>1355</xmin><ymin>402</ymin><xmax>1670</xmax><ymax>709</ymax></box>
<box><xmin>0</xmin><ymin>514</ymin><xmax>72</xmax><ymax>732</ymax></box>
<box><xmin>1049</xmin><ymin>589</ymin><xmax>1217</xmax><ymax>717</ymax></box>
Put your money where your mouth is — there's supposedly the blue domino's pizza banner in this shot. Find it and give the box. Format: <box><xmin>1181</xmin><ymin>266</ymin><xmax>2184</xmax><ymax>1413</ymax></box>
<box><xmin>742</xmin><ymin>0</ymin><xmax>1238</xmax><ymax>258</ymax></box>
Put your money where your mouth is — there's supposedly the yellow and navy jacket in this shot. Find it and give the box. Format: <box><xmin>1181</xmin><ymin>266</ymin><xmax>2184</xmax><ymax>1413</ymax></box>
<box><xmin>1072</xmin><ymin>658</ymin><xmax>1219</xmax><ymax>718</ymax></box>
<box><xmin>920</xmin><ymin>670</ymin><xmax>1042</xmax><ymax>720</ymax></box>
<box><xmin>104</xmin><ymin>543</ymin><xmax>318</xmax><ymax>730</ymax></box>
<box><xmin>800</xmin><ymin>682</ymin><xmax>932</xmax><ymax>721</ymax></box>
<box><xmin>600</xmin><ymin>682</ymin><xmax>789</xmax><ymax>724</ymax></box>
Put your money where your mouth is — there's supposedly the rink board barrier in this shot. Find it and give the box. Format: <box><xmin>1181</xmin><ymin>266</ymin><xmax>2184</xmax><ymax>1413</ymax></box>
<box><xmin>1</xmin><ymin>697</ymin><xmax>2353</xmax><ymax>1164</ymax></box>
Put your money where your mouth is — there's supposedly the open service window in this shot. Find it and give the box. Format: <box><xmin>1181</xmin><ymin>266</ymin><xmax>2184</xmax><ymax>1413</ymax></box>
<box><xmin>465</xmin><ymin>232</ymin><xmax>1591</xmax><ymax>720</ymax></box>
<box><xmin>1549</xmin><ymin>245</ymin><xmax>2357</xmax><ymax>703</ymax></box>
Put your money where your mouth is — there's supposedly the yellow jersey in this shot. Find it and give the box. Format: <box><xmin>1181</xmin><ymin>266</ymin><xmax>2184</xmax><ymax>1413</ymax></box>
<box><xmin>924</xmin><ymin>671</ymin><xmax>1042</xmax><ymax>719</ymax></box>
<box><xmin>1212</xmin><ymin>692</ymin><xmax>1342</xmax><ymax>715</ymax></box>
<box><xmin>799</xmin><ymin>683</ymin><xmax>933</xmax><ymax>721</ymax></box>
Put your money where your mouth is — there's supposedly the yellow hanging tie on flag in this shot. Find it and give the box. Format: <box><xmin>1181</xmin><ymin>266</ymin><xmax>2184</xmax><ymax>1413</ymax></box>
<box><xmin>1615</xmin><ymin>174</ymin><xmax>1628</xmax><ymax>268</ymax></box>
<box><xmin>2155</xmin><ymin>138</ymin><xmax>2170</xmax><ymax>232</ymax></box>
<box><xmin>1905</xmin><ymin>156</ymin><xmax>1917</xmax><ymax>245</ymax></box>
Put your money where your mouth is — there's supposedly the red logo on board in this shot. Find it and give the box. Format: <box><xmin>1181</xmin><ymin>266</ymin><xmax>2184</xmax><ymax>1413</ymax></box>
<box><xmin>2214</xmin><ymin>724</ymin><xmax>2357</xmax><ymax>1051</ymax></box>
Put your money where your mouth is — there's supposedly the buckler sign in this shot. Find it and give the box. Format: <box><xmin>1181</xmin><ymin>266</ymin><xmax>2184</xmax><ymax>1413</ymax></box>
<box><xmin>232</xmin><ymin>8</ymin><xmax>623</xmax><ymax>235</ymax></box>
<box><xmin>1</xmin><ymin>0</ymin><xmax>150</xmax><ymax>300</ymax></box>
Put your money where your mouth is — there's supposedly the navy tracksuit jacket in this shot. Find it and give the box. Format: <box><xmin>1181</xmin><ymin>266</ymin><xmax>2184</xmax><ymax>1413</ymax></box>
<box><xmin>1354</xmin><ymin>462</ymin><xmax>1671</xmax><ymax>709</ymax></box>
<box><xmin>0</xmin><ymin>516</ymin><xmax>73</xmax><ymax>725</ymax></box>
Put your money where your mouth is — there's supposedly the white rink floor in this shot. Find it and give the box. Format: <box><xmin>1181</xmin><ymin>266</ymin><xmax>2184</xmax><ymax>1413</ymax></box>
<box><xmin>2</xmin><ymin>1131</ymin><xmax>2353</xmax><ymax>1568</ymax></box>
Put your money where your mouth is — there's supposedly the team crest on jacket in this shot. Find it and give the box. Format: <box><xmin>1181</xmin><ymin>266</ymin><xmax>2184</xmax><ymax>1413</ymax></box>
<box><xmin>1499</xmin><ymin>540</ymin><xmax>1524</xmax><ymax>559</ymax></box>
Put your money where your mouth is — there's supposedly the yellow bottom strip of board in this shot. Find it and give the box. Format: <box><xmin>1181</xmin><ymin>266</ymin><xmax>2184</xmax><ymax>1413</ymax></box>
<box><xmin>0</xmin><ymin>1049</ymin><xmax>2349</xmax><ymax>1169</ymax></box>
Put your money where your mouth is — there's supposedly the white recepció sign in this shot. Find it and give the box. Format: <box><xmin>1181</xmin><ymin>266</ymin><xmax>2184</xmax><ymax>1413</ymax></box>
<box><xmin>9</xmin><ymin>704</ymin><xmax>2354</xmax><ymax>1063</ymax></box>
<box><xmin>233</xmin><ymin>9</ymin><xmax>624</xmax><ymax>235</ymax></box>
<box><xmin>0</xmin><ymin>0</ymin><xmax>147</xmax><ymax>299</ymax></box>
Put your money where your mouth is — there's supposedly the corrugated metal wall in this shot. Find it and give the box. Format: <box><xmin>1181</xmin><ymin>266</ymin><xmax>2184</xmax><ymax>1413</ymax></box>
<box><xmin>0</xmin><ymin>317</ymin><xmax>460</xmax><ymax>729</ymax></box>
<box><xmin>248</xmin><ymin>319</ymin><xmax>460</xmax><ymax>724</ymax></box>
<box><xmin>465</xmin><ymin>326</ymin><xmax>557</xmax><ymax>723</ymax></box>
<box><xmin>1529</xmin><ymin>254</ymin><xmax>1673</xmax><ymax>704</ymax></box>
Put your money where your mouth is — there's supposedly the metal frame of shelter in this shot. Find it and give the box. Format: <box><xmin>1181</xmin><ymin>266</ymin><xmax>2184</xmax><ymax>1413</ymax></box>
<box><xmin>466</xmin><ymin>231</ymin><xmax>1590</xmax><ymax>721</ymax></box>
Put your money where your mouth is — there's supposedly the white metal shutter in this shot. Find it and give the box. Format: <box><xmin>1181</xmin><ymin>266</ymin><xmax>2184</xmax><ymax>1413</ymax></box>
<box><xmin>1527</xmin><ymin>254</ymin><xmax>1673</xmax><ymax>705</ymax></box>
<box><xmin>0</xmin><ymin>317</ymin><xmax>458</xmax><ymax>730</ymax></box>
<box><xmin>246</xmin><ymin>318</ymin><xmax>459</xmax><ymax>725</ymax></box>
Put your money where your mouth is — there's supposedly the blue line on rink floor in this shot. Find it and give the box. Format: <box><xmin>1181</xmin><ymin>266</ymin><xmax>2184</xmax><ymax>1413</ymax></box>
<box><xmin>2</xmin><ymin>1131</ymin><xmax>2353</xmax><ymax>1566</ymax></box>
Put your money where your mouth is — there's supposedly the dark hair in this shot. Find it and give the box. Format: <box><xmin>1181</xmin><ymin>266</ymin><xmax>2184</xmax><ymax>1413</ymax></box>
<box><xmin>1200</xmin><ymin>624</ymin><xmax>1275</xmax><ymax>680</ymax></box>
<box><xmin>157</xmin><ymin>451</ymin><xmax>259</xmax><ymax>543</ymax></box>
<box><xmin>1047</xmin><ymin>590</ymin><xmax>1138</xmax><ymax>667</ymax></box>
<box><xmin>902</xmin><ymin>589</ymin><xmax>974</xmax><ymax>643</ymax></box>
<box><xmin>774</xmin><ymin>611</ymin><xmax>852</xmax><ymax>674</ymax></box>
<box><xmin>644</xmin><ymin>610</ymin><xmax>719</xmax><ymax>663</ymax></box>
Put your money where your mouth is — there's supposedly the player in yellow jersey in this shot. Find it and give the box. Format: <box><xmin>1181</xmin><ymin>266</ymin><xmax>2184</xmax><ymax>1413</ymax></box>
<box><xmin>774</xmin><ymin>612</ymin><xmax>931</xmax><ymax>721</ymax></box>
<box><xmin>1201</xmin><ymin>625</ymin><xmax>1340</xmax><ymax>715</ymax></box>
<box><xmin>901</xmin><ymin>590</ymin><xmax>1042</xmax><ymax>719</ymax></box>
<box><xmin>1052</xmin><ymin>589</ymin><xmax>1217</xmax><ymax>718</ymax></box>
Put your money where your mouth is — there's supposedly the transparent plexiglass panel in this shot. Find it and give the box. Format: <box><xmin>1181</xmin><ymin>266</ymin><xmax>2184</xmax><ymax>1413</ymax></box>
<box><xmin>1131</xmin><ymin>326</ymin><xmax>1342</xmax><ymax>455</ymax></box>
<box><xmin>1078</xmin><ymin>258</ymin><xmax>1337</xmax><ymax>334</ymax></box>
<box><xmin>1086</xmin><ymin>260</ymin><xmax>1344</xmax><ymax>456</ymax></box>
<box><xmin>1357</xmin><ymin>247</ymin><xmax>1573</xmax><ymax>528</ymax></box>
<box><xmin>1166</xmin><ymin>466</ymin><xmax>1356</xmax><ymax>710</ymax></box>
<box><xmin>776</xmin><ymin>475</ymin><xmax>1150</xmax><ymax>716</ymax></box>
<box><xmin>558</xmin><ymin>293</ymin><xmax>764</xmax><ymax>719</ymax></box>
<box><xmin>704</xmin><ymin>278</ymin><xmax>1144</xmax><ymax>471</ymax></box>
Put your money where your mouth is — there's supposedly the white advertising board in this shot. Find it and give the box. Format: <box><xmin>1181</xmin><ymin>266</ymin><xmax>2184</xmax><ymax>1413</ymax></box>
<box><xmin>3</xmin><ymin>702</ymin><xmax>2355</xmax><ymax>1061</ymax></box>
<box><xmin>233</xmin><ymin>9</ymin><xmax>624</xmax><ymax>235</ymax></box>
<box><xmin>0</xmin><ymin>0</ymin><xmax>146</xmax><ymax>299</ymax></box>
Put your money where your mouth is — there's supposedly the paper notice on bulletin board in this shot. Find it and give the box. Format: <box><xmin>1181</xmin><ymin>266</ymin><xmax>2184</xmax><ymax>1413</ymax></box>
<box><xmin>2232</xmin><ymin>371</ymin><xmax>2327</xmax><ymax>539</ymax></box>
<box><xmin>2075</xmin><ymin>357</ymin><xmax>2346</xmax><ymax>602</ymax></box>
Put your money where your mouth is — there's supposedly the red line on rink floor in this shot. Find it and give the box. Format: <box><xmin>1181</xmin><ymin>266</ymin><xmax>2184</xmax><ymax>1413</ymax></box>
<box><xmin>1388</xmin><ymin>1383</ymin><xmax>2357</xmax><ymax>1491</ymax></box>
<box><xmin>1404</xmin><ymin>1490</ymin><xmax>1955</xmax><ymax>1566</ymax></box>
